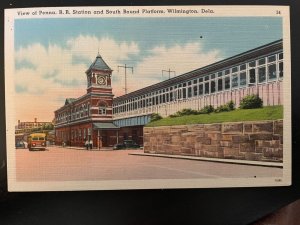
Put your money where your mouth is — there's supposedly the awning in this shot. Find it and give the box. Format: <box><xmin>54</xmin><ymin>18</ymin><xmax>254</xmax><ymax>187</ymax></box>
<box><xmin>93</xmin><ymin>123</ymin><xmax>119</xmax><ymax>130</ymax></box>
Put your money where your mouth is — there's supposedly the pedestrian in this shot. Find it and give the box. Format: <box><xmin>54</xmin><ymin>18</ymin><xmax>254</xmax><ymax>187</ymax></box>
<box><xmin>89</xmin><ymin>139</ymin><xmax>93</xmax><ymax>150</ymax></box>
<box><xmin>85</xmin><ymin>140</ymin><xmax>89</xmax><ymax>150</ymax></box>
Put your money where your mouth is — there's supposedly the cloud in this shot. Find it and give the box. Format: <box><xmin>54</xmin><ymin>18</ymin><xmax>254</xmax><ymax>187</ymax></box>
<box><xmin>14</xmin><ymin>36</ymin><xmax>140</xmax><ymax>122</ymax></box>
<box><xmin>122</xmin><ymin>42</ymin><xmax>222</xmax><ymax>95</ymax></box>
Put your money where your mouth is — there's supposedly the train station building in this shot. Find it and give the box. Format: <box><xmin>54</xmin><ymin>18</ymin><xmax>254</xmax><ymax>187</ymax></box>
<box><xmin>54</xmin><ymin>39</ymin><xmax>284</xmax><ymax>148</ymax></box>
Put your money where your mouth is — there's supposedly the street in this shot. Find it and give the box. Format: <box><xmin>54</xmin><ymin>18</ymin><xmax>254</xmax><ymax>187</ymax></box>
<box><xmin>16</xmin><ymin>146</ymin><xmax>282</xmax><ymax>181</ymax></box>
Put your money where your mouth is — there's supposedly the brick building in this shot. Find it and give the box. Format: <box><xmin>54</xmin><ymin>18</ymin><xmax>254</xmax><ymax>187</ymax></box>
<box><xmin>54</xmin><ymin>53</ymin><xmax>120</xmax><ymax>148</ymax></box>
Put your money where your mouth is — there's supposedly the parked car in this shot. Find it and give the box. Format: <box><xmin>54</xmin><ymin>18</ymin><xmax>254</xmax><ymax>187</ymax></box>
<box><xmin>15</xmin><ymin>141</ymin><xmax>25</xmax><ymax>149</ymax></box>
<box><xmin>113</xmin><ymin>140</ymin><xmax>140</xmax><ymax>150</ymax></box>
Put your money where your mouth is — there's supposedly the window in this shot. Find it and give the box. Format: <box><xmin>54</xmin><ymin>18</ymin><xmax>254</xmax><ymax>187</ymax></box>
<box><xmin>258</xmin><ymin>67</ymin><xmax>266</xmax><ymax>83</ymax></box>
<box><xmin>240</xmin><ymin>72</ymin><xmax>246</xmax><ymax>86</ymax></box>
<box><xmin>188</xmin><ymin>87</ymin><xmax>192</xmax><ymax>98</ymax></box>
<box><xmin>232</xmin><ymin>67</ymin><xmax>238</xmax><ymax>73</ymax></box>
<box><xmin>231</xmin><ymin>74</ymin><xmax>238</xmax><ymax>88</ymax></box>
<box><xmin>225</xmin><ymin>69</ymin><xmax>230</xmax><ymax>75</ymax></box>
<box><xmin>193</xmin><ymin>79</ymin><xmax>197</xmax><ymax>84</ymax></box>
<box><xmin>178</xmin><ymin>89</ymin><xmax>182</xmax><ymax>99</ymax></box>
<box><xmin>249</xmin><ymin>69</ymin><xmax>256</xmax><ymax>84</ymax></box>
<box><xmin>199</xmin><ymin>78</ymin><xmax>203</xmax><ymax>82</ymax></box>
<box><xmin>218</xmin><ymin>71</ymin><xmax>223</xmax><ymax>77</ymax></box>
<box><xmin>225</xmin><ymin>77</ymin><xmax>230</xmax><ymax>90</ymax></box>
<box><xmin>205</xmin><ymin>76</ymin><xmax>209</xmax><ymax>81</ymax></box>
<box><xmin>193</xmin><ymin>86</ymin><xmax>198</xmax><ymax>96</ymax></box>
<box><xmin>188</xmin><ymin>81</ymin><xmax>192</xmax><ymax>86</ymax></box>
<box><xmin>249</xmin><ymin>61</ymin><xmax>256</xmax><ymax>68</ymax></box>
<box><xmin>258</xmin><ymin>58</ymin><xmax>266</xmax><ymax>65</ymax></box>
<box><xmin>268</xmin><ymin>64</ymin><xmax>277</xmax><ymax>80</ymax></box>
<box><xmin>198</xmin><ymin>84</ymin><xmax>203</xmax><ymax>95</ymax></box>
<box><xmin>218</xmin><ymin>79</ymin><xmax>223</xmax><ymax>91</ymax></box>
<box><xmin>211</xmin><ymin>74</ymin><xmax>215</xmax><ymax>79</ymax></box>
<box><xmin>182</xmin><ymin>88</ymin><xmax>187</xmax><ymax>99</ymax></box>
<box><xmin>279</xmin><ymin>53</ymin><xmax>283</xmax><ymax>60</ymax></box>
<box><xmin>279</xmin><ymin>62</ymin><xmax>284</xmax><ymax>78</ymax></box>
<box><xmin>205</xmin><ymin>82</ymin><xmax>210</xmax><ymax>94</ymax></box>
<box><xmin>99</xmin><ymin>104</ymin><xmax>107</xmax><ymax>115</ymax></box>
<box><xmin>211</xmin><ymin>80</ymin><xmax>216</xmax><ymax>93</ymax></box>
<box><xmin>240</xmin><ymin>64</ymin><xmax>246</xmax><ymax>71</ymax></box>
<box><xmin>268</xmin><ymin>55</ymin><xmax>276</xmax><ymax>63</ymax></box>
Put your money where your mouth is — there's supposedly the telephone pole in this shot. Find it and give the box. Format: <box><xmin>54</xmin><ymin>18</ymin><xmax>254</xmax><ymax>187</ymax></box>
<box><xmin>162</xmin><ymin>69</ymin><xmax>176</xmax><ymax>79</ymax></box>
<box><xmin>118</xmin><ymin>64</ymin><xmax>133</xmax><ymax>95</ymax></box>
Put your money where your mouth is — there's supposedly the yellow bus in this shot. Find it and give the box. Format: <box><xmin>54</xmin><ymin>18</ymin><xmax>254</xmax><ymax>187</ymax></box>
<box><xmin>27</xmin><ymin>133</ymin><xmax>47</xmax><ymax>151</ymax></box>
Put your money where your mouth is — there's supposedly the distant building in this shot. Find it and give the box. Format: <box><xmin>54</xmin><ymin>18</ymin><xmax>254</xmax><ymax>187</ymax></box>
<box><xmin>15</xmin><ymin>118</ymin><xmax>52</xmax><ymax>133</ymax></box>
<box><xmin>15</xmin><ymin>118</ymin><xmax>52</xmax><ymax>142</ymax></box>
<box><xmin>54</xmin><ymin>39</ymin><xmax>284</xmax><ymax>148</ymax></box>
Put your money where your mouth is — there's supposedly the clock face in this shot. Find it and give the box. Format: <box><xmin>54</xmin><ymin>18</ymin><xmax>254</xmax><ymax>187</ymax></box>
<box><xmin>97</xmin><ymin>76</ymin><xmax>106</xmax><ymax>85</ymax></box>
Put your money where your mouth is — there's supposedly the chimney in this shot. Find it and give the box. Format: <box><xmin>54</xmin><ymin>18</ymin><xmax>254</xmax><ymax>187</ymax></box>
<box><xmin>18</xmin><ymin>120</ymin><xmax>20</xmax><ymax>124</ymax></box>
<box><xmin>34</xmin><ymin>118</ymin><xmax>37</xmax><ymax>123</ymax></box>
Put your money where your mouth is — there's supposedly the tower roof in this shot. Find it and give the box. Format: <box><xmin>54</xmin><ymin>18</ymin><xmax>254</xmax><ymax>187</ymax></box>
<box><xmin>86</xmin><ymin>53</ymin><xmax>112</xmax><ymax>73</ymax></box>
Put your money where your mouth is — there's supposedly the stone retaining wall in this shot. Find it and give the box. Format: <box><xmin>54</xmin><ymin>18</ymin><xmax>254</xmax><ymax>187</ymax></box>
<box><xmin>143</xmin><ymin>120</ymin><xmax>283</xmax><ymax>162</ymax></box>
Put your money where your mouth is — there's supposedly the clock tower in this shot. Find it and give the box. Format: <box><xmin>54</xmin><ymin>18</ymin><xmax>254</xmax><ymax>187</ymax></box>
<box><xmin>85</xmin><ymin>53</ymin><xmax>113</xmax><ymax>93</ymax></box>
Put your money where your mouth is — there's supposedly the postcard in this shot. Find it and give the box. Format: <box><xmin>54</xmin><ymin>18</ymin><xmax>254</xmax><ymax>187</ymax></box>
<box><xmin>5</xmin><ymin>5</ymin><xmax>291</xmax><ymax>191</ymax></box>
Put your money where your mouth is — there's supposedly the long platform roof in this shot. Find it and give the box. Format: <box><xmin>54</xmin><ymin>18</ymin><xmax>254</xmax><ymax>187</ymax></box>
<box><xmin>113</xmin><ymin>39</ymin><xmax>283</xmax><ymax>102</ymax></box>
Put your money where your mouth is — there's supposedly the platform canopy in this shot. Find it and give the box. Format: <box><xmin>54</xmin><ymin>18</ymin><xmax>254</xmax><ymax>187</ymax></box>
<box><xmin>93</xmin><ymin>122</ymin><xmax>119</xmax><ymax>130</ymax></box>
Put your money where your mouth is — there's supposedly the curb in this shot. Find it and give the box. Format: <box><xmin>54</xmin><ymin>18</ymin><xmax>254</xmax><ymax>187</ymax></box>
<box><xmin>128</xmin><ymin>152</ymin><xmax>283</xmax><ymax>168</ymax></box>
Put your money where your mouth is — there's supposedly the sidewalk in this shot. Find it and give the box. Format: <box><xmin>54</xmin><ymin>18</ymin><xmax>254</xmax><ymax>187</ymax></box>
<box><xmin>55</xmin><ymin>145</ymin><xmax>114</xmax><ymax>151</ymax></box>
<box><xmin>128</xmin><ymin>152</ymin><xmax>283</xmax><ymax>168</ymax></box>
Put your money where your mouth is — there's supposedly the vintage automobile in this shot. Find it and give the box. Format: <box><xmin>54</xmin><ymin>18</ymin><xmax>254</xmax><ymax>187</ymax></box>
<box><xmin>15</xmin><ymin>141</ymin><xmax>25</xmax><ymax>149</ymax></box>
<box><xmin>113</xmin><ymin>140</ymin><xmax>140</xmax><ymax>150</ymax></box>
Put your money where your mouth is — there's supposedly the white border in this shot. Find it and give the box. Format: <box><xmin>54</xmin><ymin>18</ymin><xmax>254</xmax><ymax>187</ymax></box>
<box><xmin>5</xmin><ymin>5</ymin><xmax>291</xmax><ymax>191</ymax></box>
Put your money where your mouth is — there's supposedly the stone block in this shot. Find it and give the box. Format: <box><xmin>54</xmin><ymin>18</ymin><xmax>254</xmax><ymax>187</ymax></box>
<box><xmin>240</xmin><ymin>143</ymin><xmax>255</xmax><ymax>152</ymax></box>
<box><xmin>182</xmin><ymin>132</ymin><xmax>198</xmax><ymax>137</ymax></box>
<box><xmin>199</xmin><ymin>138</ymin><xmax>211</xmax><ymax>145</ymax></box>
<box><xmin>171</xmin><ymin>135</ymin><xmax>182</xmax><ymax>143</ymax></box>
<box><xmin>274</xmin><ymin>120</ymin><xmax>283</xmax><ymax>135</ymax></box>
<box><xmin>249</xmin><ymin>133</ymin><xmax>273</xmax><ymax>141</ymax></box>
<box><xmin>169</xmin><ymin>125</ymin><xmax>188</xmax><ymax>133</ymax></box>
<box><xmin>203</xmin><ymin>151</ymin><xmax>218</xmax><ymax>158</ymax></box>
<box><xmin>194</xmin><ymin>142</ymin><xmax>203</xmax><ymax>150</ymax></box>
<box><xmin>183</xmin><ymin>142</ymin><xmax>195</xmax><ymax>149</ymax></box>
<box><xmin>243</xmin><ymin>123</ymin><xmax>253</xmax><ymax>133</ymax></box>
<box><xmin>207</xmin><ymin>133</ymin><xmax>222</xmax><ymax>141</ymax></box>
<box><xmin>143</xmin><ymin>145</ymin><xmax>151</xmax><ymax>151</ymax></box>
<box><xmin>263</xmin><ymin>148</ymin><xmax>283</xmax><ymax>158</ymax></box>
<box><xmin>211</xmin><ymin>140</ymin><xmax>221</xmax><ymax>146</ymax></box>
<box><xmin>222</xmin><ymin>134</ymin><xmax>233</xmax><ymax>141</ymax></box>
<box><xmin>204</xmin><ymin>124</ymin><xmax>222</xmax><ymax>132</ymax></box>
<box><xmin>202</xmin><ymin>145</ymin><xmax>222</xmax><ymax>152</ymax></box>
<box><xmin>253</xmin><ymin>121</ymin><xmax>274</xmax><ymax>133</ymax></box>
<box><xmin>232</xmin><ymin>135</ymin><xmax>250</xmax><ymax>143</ymax></box>
<box><xmin>255</xmin><ymin>147</ymin><xmax>263</xmax><ymax>153</ymax></box>
<box><xmin>181</xmin><ymin>147</ymin><xmax>192</xmax><ymax>154</ymax></box>
<box><xmin>222</xmin><ymin>123</ymin><xmax>243</xmax><ymax>134</ymax></box>
<box><xmin>223</xmin><ymin>147</ymin><xmax>239</xmax><ymax>156</ymax></box>
<box><xmin>220</xmin><ymin>141</ymin><xmax>232</xmax><ymax>147</ymax></box>
<box><xmin>143</xmin><ymin>127</ymin><xmax>153</xmax><ymax>134</ymax></box>
<box><xmin>195</xmin><ymin>134</ymin><xmax>206</xmax><ymax>141</ymax></box>
<box><xmin>270</xmin><ymin>140</ymin><xmax>280</xmax><ymax>148</ymax></box>
<box><xmin>188</xmin><ymin>124</ymin><xmax>204</xmax><ymax>132</ymax></box>
<box><xmin>244</xmin><ymin>152</ymin><xmax>263</xmax><ymax>161</ymax></box>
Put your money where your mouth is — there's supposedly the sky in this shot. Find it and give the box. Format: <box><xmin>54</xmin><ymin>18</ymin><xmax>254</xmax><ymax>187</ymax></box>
<box><xmin>14</xmin><ymin>17</ymin><xmax>282</xmax><ymax>122</ymax></box>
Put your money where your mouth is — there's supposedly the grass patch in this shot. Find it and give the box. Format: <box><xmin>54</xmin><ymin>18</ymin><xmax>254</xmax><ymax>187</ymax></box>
<box><xmin>146</xmin><ymin>105</ymin><xmax>283</xmax><ymax>127</ymax></box>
